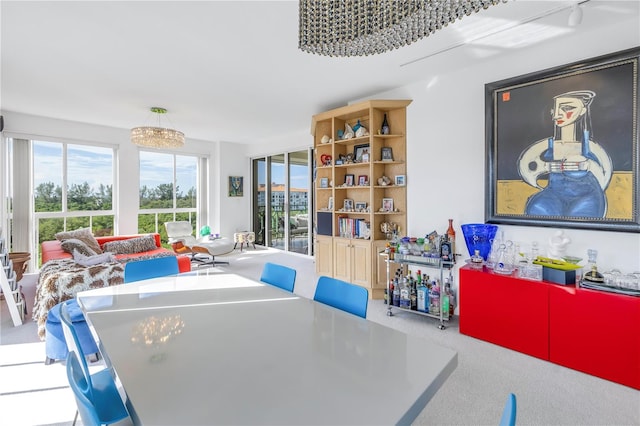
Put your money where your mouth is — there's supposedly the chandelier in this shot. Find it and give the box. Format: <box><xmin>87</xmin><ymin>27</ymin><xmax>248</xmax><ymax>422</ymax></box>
<box><xmin>298</xmin><ymin>0</ymin><xmax>506</xmax><ymax>57</ymax></box>
<box><xmin>131</xmin><ymin>107</ymin><xmax>185</xmax><ymax>148</ymax></box>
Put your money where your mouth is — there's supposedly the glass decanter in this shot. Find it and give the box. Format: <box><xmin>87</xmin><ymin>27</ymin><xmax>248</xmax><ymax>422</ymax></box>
<box><xmin>583</xmin><ymin>249</ymin><xmax>604</xmax><ymax>283</ymax></box>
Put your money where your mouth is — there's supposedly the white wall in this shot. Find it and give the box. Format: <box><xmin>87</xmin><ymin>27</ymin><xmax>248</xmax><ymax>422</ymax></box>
<box><xmin>213</xmin><ymin>141</ymin><xmax>251</xmax><ymax>238</ymax></box>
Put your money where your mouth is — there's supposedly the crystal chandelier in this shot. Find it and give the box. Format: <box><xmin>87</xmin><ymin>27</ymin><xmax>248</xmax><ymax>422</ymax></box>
<box><xmin>299</xmin><ymin>0</ymin><xmax>507</xmax><ymax>57</ymax></box>
<box><xmin>131</xmin><ymin>107</ymin><xmax>185</xmax><ymax>148</ymax></box>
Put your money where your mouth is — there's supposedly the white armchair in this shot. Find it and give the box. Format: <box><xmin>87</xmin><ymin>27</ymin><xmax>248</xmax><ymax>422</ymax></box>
<box><xmin>165</xmin><ymin>221</ymin><xmax>234</xmax><ymax>266</ymax></box>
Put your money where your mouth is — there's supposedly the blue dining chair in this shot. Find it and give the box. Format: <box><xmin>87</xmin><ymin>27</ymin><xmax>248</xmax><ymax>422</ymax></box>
<box><xmin>499</xmin><ymin>393</ymin><xmax>517</xmax><ymax>426</ymax></box>
<box><xmin>66</xmin><ymin>350</ymin><xmax>108</xmax><ymax>426</ymax></box>
<box><xmin>260</xmin><ymin>262</ymin><xmax>297</xmax><ymax>292</ymax></box>
<box><xmin>313</xmin><ymin>276</ymin><xmax>368</xmax><ymax>318</ymax></box>
<box><xmin>60</xmin><ymin>303</ymin><xmax>130</xmax><ymax>425</ymax></box>
<box><xmin>124</xmin><ymin>255</ymin><xmax>179</xmax><ymax>283</ymax></box>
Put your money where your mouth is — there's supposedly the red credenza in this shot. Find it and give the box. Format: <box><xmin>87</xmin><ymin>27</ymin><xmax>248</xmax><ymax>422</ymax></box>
<box><xmin>459</xmin><ymin>265</ymin><xmax>640</xmax><ymax>390</ymax></box>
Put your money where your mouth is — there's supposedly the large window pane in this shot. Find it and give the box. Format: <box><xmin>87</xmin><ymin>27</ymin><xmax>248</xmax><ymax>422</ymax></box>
<box><xmin>176</xmin><ymin>155</ymin><xmax>197</xmax><ymax>208</ymax></box>
<box><xmin>139</xmin><ymin>151</ymin><xmax>174</xmax><ymax>209</ymax></box>
<box><xmin>67</xmin><ymin>144</ymin><xmax>113</xmax><ymax>211</ymax></box>
<box><xmin>289</xmin><ymin>150</ymin><xmax>309</xmax><ymax>255</ymax></box>
<box><xmin>253</xmin><ymin>159</ymin><xmax>266</xmax><ymax>246</ymax></box>
<box><xmin>33</xmin><ymin>141</ymin><xmax>63</xmax><ymax>212</ymax></box>
<box><xmin>269</xmin><ymin>155</ymin><xmax>285</xmax><ymax>249</ymax></box>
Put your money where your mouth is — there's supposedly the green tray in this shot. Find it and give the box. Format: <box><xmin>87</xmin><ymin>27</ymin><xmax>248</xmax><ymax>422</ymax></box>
<box><xmin>533</xmin><ymin>256</ymin><xmax>582</xmax><ymax>271</ymax></box>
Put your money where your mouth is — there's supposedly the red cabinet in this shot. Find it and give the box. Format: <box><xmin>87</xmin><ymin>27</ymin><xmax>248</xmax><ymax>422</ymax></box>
<box><xmin>459</xmin><ymin>266</ymin><xmax>550</xmax><ymax>360</ymax></box>
<box><xmin>549</xmin><ymin>284</ymin><xmax>640</xmax><ymax>390</ymax></box>
<box><xmin>459</xmin><ymin>265</ymin><xmax>640</xmax><ymax>389</ymax></box>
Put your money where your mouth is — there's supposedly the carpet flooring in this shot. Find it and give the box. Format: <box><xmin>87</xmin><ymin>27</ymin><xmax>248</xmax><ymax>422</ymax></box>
<box><xmin>1</xmin><ymin>247</ymin><xmax>638</xmax><ymax>425</ymax></box>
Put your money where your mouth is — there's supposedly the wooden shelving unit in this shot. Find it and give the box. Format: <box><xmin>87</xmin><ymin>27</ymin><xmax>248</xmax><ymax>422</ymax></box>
<box><xmin>312</xmin><ymin>99</ymin><xmax>411</xmax><ymax>299</ymax></box>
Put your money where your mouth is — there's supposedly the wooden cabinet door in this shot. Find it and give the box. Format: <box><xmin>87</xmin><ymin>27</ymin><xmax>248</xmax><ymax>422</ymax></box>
<box><xmin>350</xmin><ymin>240</ymin><xmax>371</xmax><ymax>287</ymax></box>
<box><xmin>333</xmin><ymin>238</ymin><xmax>351</xmax><ymax>282</ymax></box>
<box><xmin>315</xmin><ymin>236</ymin><xmax>333</xmax><ymax>276</ymax></box>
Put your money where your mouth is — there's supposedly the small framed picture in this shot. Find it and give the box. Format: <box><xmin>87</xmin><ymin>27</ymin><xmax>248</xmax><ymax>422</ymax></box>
<box><xmin>358</xmin><ymin>175</ymin><xmax>368</xmax><ymax>186</ymax></box>
<box><xmin>354</xmin><ymin>144</ymin><xmax>370</xmax><ymax>163</ymax></box>
<box><xmin>394</xmin><ymin>175</ymin><xmax>405</xmax><ymax>186</ymax></box>
<box><xmin>344</xmin><ymin>174</ymin><xmax>355</xmax><ymax>186</ymax></box>
<box><xmin>381</xmin><ymin>147</ymin><xmax>394</xmax><ymax>162</ymax></box>
<box><xmin>382</xmin><ymin>198</ymin><xmax>394</xmax><ymax>212</ymax></box>
<box><xmin>344</xmin><ymin>198</ymin><xmax>354</xmax><ymax>211</ymax></box>
<box><xmin>229</xmin><ymin>176</ymin><xmax>243</xmax><ymax>197</ymax></box>
<box><xmin>355</xmin><ymin>201</ymin><xmax>367</xmax><ymax>211</ymax></box>
<box><xmin>328</xmin><ymin>196</ymin><xmax>334</xmax><ymax>210</ymax></box>
<box><xmin>320</xmin><ymin>177</ymin><xmax>329</xmax><ymax>188</ymax></box>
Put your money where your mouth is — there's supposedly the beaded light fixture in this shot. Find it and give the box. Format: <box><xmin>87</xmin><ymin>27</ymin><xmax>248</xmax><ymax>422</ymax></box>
<box><xmin>131</xmin><ymin>107</ymin><xmax>185</xmax><ymax>148</ymax></box>
<box><xmin>298</xmin><ymin>0</ymin><xmax>507</xmax><ymax>57</ymax></box>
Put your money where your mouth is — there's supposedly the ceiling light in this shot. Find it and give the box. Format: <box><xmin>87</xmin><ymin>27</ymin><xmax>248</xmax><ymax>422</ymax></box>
<box><xmin>131</xmin><ymin>107</ymin><xmax>185</xmax><ymax>149</ymax></box>
<box><xmin>298</xmin><ymin>0</ymin><xmax>507</xmax><ymax>57</ymax></box>
<box><xmin>568</xmin><ymin>4</ymin><xmax>583</xmax><ymax>26</ymax></box>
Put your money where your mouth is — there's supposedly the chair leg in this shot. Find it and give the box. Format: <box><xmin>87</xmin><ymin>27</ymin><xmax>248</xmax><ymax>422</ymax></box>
<box><xmin>233</xmin><ymin>242</ymin><xmax>238</xmax><ymax>249</ymax></box>
<box><xmin>44</xmin><ymin>357</ymin><xmax>56</xmax><ymax>365</ymax></box>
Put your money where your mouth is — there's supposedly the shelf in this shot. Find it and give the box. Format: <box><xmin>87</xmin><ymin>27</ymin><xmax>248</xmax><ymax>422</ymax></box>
<box><xmin>334</xmin><ymin>185</ymin><xmax>370</xmax><ymax>190</ymax></box>
<box><xmin>373</xmin><ymin>160</ymin><xmax>404</xmax><ymax>165</ymax></box>
<box><xmin>374</xmin><ymin>211</ymin><xmax>403</xmax><ymax>215</ymax></box>
<box><xmin>391</xmin><ymin>305</ymin><xmax>450</xmax><ymax>321</ymax></box>
<box><xmin>335</xmin><ymin>163</ymin><xmax>370</xmax><ymax>168</ymax></box>
<box><xmin>373</xmin><ymin>185</ymin><xmax>403</xmax><ymax>189</ymax></box>
<box><xmin>373</xmin><ymin>134</ymin><xmax>404</xmax><ymax>138</ymax></box>
<box><xmin>334</xmin><ymin>136</ymin><xmax>370</xmax><ymax>146</ymax></box>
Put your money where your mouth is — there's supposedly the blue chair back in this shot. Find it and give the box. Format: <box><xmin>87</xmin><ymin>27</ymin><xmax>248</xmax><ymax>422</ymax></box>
<box><xmin>499</xmin><ymin>393</ymin><xmax>517</xmax><ymax>426</ymax></box>
<box><xmin>124</xmin><ymin>256</ymin><xmax>179</xmax><ymax>283</ymax></box>
<box><xmin>313</xmin><ymin>276</ymin><xmax>368</xmax><ymax>318</ymax></box>
<box><xmin>67</xmin><ymin>351</ymin><xmax>102</xmax><ymax>426</ymax></box>
<box><xmin>61</xmin><ymin>302</ymin><xmax>130</xmax><ymax>424</ymax></box>
<box><xmin>260</xmin><ymin>262</ymin><xmax>297</xmax><ymax>292</ymax></box>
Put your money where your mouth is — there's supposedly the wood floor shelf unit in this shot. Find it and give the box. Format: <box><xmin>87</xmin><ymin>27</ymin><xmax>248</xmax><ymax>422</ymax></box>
<box><xmin>312</xmin><ymin>99</ymin><xmax>411</xmax><ymax>299</ymax></box>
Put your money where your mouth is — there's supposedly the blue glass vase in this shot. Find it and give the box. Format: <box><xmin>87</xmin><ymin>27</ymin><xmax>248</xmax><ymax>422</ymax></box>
<box><xmin>461</xmin><ymin>224</ymin><xmax>498</xmax><ymax>261</ymax></box>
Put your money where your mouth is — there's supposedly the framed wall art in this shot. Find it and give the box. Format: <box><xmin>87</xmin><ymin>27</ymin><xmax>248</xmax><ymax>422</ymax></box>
<box><xmin>229</xmin><ymin>176</ymin><xmax>244</xmax><ymax>197</ymax></box>
<box><xmin>354</xmin><ymin>144</ymin><xmax>370</xmax><ymax>163</ymax></box>
<box><xmin>485</xmin><ymin>47</ymin><xmax>640</xmax><ymax>232</ymax></box>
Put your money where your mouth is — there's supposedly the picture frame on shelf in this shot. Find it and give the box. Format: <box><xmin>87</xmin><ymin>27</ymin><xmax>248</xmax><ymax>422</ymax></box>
<box><xmin>343</xmin><ymin>198</ymin><xmax>354</xmax><ymax>211</ymax></box>
<box><xmin>382</xmin><ymin>198</ymin><xmax>394</xmax><ymax>212</ymax></box>
<box><xmin>358</xmin><ymin>175</ymin><xmax>368</xmax><ymax>186</ymax></box>
<box><xmin>344</xmin><ymin>174</ymin><xmax>355</xmax><ymax>186</ymax></box>
<box><xmin>328</xmin><ymin>197</ymin><xmax>334</xmax><ymax>211</ymax></box>
<box><xmin>381</xmin><ymin>147</ymin><xmax>394</xmax><ymax>162</ymax></box>
<box><xmin>320</xmin><ymin>177</ymin><xmax>329</xmax><ymax>188</ymax></box>
<box><xmin>486</xmin><ymin>47</ymin><xmax>640</xmax><ymax>232</ymax></box>
<box><xmin>395</xmin><ymin>175</ymin><xmax>405</xmax><ymax>186</ymax></box>
<box><xmin>355</xmin><ymin>201</ymin><xmax>367</xmax><ymax>212</ymax></box>
<box><xmin>354</xmin><ymin>144</ymin><xmax>370</xmax><ymax>163</ymax></box>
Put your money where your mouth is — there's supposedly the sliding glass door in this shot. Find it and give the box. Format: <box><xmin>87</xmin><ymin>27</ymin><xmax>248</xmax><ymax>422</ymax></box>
<box><xmin>251</xmin><ymin>149</ymin><xmax>311</xmax><ymax>255</ymax></box>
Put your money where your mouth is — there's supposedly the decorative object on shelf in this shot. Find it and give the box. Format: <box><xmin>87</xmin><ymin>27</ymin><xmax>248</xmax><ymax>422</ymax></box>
<box><xmin>358</xmin><ymin>175</ymin><xmax>368</xmax><ymax>186</ymax></box>
<box><xmin>353</xmin><ymin>120</ymin><xmax>369</xmax><ymax>137</ymax></box>
<box><xmin>298</xmin><ymin>0</ymin><xmax>505</xmax><ymax>57</ymax></box>
<box><xmin>321</xmin><ymin>135</ymin><xmax>332</xmax><ymax>144</ymax></box>
<box><xmin>320</xmin><ymin>154</ymin><xmax>332</xmax><ymax>166</ymax></box>
<box><xmin>328</xmin><ymin>197</ymin><xmax>334</xmax><ymax>211</ymax></box>
<box><xmin>485</xmin><ymin>48</ymin><xmax>640</xmax><ymax>233</ymax></box>
<box><xmin>343</xmin><ymin>199</ymin><xmax>354</xmax><ymax>211</ymax></box>
<box><xmin>377</xmin><ymin>175</ymin><xmax>391</xmax><ymax>186</ymax></box>
<box><xmin>380</xmin><ymin>222</ymin><xmax>398</xmax><ymax>240</ymax></box>
<box><xmin>131</xmin><ymin>107</ymin><xmax>185</xmax><ymax>148</ymax></box>
<box><xmin>460</xmin><ymin>224</ymin><xmax>498</xmax><ymax>261</ymax></box>
<box><xmin>320</xmin><ymin>177</ymin><xmax>329</xmax><ymax>188</ymax></box>
<box><xmin>344</xmin><ymin>174</ymin><xmax>355</xmax><ymax>186</ymax></box>
<box><xmin>228</xmin><ymin>176</ymin><xmax>243</xmax><ymax>197</ymax></box>
<box><xmin>381</xmin><ymin>113</ymin><xmax>390</xmax><ymax>134</ymax></box>
<box><xmin>381</xmin><ymin>147</ymin><xmax>393</xmax><ymax>161</ymax></box>
<box><xmin>355</xmin><ymin>201</ymin><xmax>367</xmax><ymax>212</ymax></box>
<box><xmin>342</xmin><ymin>123</ymin><xmax>354</xmax><ymax>139</ymax></box>
<box><xmin>354</xmin><ymin>144</ymin><xmax>370</xmax><ymax>163</ymax></box>
<box><xmin>381</xmin><ymin>198</ymin><xmax>394</xmax><ymax>212</ymax></box>
<box><xmin>345</xmin><ymin>153</ymin><xmax>355</xmax><ymax>163</ymax></box>
<box><xmin>199</xmin><ymin>225</ymin><xmax>211</xmax><ymax>237</ymax></box>
<box><xmin>468</xmin><ymin>250</ymin><xmax>484</xmax><ymax>270</ymax></box>
<box><xmin>335</xmin><ymin>154</ymin><xmax>345</xmax><ymax>165</ymax></box>
<box><xmin>547</xmin><ymin>230</ymin><xmax>570</xmax><ymax>259</ymax></box>
<box><xmin>394</xmin><ymin>175</ymin><xmax>405</xmax><ymax>186</ymax></box>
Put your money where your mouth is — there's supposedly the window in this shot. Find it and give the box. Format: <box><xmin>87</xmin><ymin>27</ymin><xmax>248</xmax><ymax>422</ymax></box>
<box><xmin>32</xmin><ymin>140</ymin><xmax>116</xmax><ymax>264</ymax></box>
<box><xmin>138</xmin><ymin>151</ymin><xmax>201</xmax><ymax>244</ymax></box>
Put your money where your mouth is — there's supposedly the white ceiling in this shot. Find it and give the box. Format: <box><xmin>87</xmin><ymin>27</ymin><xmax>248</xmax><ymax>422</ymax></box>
<box><xmin>1</xmin><ymin>1</ymin><xmax>639</xmax><ymax>144</ymax></box>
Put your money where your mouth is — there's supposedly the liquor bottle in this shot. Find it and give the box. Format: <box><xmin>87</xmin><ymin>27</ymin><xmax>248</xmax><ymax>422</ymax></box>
<box><xmin>429</xmin><ymin>280</ymin><xmax>440</xmax><ymax>315</ymax></box>
<box><xmin>393</xmin><ymin>276</ymin><xmax>401</xmax><ymax>307</ymax></box>
<box><xmin>446</xmin><ymin>219</ymin><xmax>456</xmax><ymax>262</ymax></box>
<box><xmin>400</xmin><ymin>276</ymin><xmax>410</xmax><ymax>309</ymax></box>
<box><xmin>445</xmin><ymin>278</ymin><xmax>455</xmax><ymax>317</ymax></box>
<box><xmin>410</xmin><ymin>279</ymin><xmax>417</xmax><ymax>311</ymax></box>
<box><xmin>417</xmin><ymin>280</ymin><xmax>427</xmax><ymax>312</ymax></box>
<box><xmin>381</xmin><ymin>113</ymin><xmax>390</xmax><ymax>135</ymax></box>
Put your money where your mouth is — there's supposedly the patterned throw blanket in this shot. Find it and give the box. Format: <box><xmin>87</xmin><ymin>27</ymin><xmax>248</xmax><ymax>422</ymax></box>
<box><xmin>33</xmin><ymin>252</ymin><xmax>176</xmax><ymax>340</ymax></box>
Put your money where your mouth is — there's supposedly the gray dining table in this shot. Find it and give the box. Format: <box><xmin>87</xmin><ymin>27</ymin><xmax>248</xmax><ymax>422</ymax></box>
<box><xmin>77</xmin><ymin>270</ymin><xmax>457</xmax><ymax>425</ymax></box>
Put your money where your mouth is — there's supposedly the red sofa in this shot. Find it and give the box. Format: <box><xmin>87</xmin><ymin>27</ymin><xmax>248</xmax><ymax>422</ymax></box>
<box><xmin>41</xmin><ymin>233</ymin><xmax>191</xmax><ymax>273</ymax></box>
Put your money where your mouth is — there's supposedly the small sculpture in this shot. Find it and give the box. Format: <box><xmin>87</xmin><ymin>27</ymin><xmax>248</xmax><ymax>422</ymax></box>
<box><xmin>343</xmin><ymin>123</ymin><xmax>354</xmax><ymax>139</ymax></box>
<box><xmin>321</xmin><ymin>135</ymin><xmax>332</xmax><ymax>144</ymax></box>
<box><xmin>377</xmin><ymin>176</ymin><xmax>391</xmax><ymax>186</ymax></box>
<box><xmin>547</xmin><ymin>230</ymin><xmax>571</xmax><ymax>259</ymax></box>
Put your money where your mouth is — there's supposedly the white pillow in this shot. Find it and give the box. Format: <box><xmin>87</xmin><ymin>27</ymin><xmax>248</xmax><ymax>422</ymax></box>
<box><xmin>72</xmin><ymin>249</ymin><xmax>116</xmax><ymax>267</ymax></box>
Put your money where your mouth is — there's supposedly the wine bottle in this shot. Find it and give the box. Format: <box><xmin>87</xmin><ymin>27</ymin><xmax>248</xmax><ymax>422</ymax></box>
<box><xmin>381</xmin><ymin>113</ymin><xmax>390</xmax><ymax>135</ymax></box>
